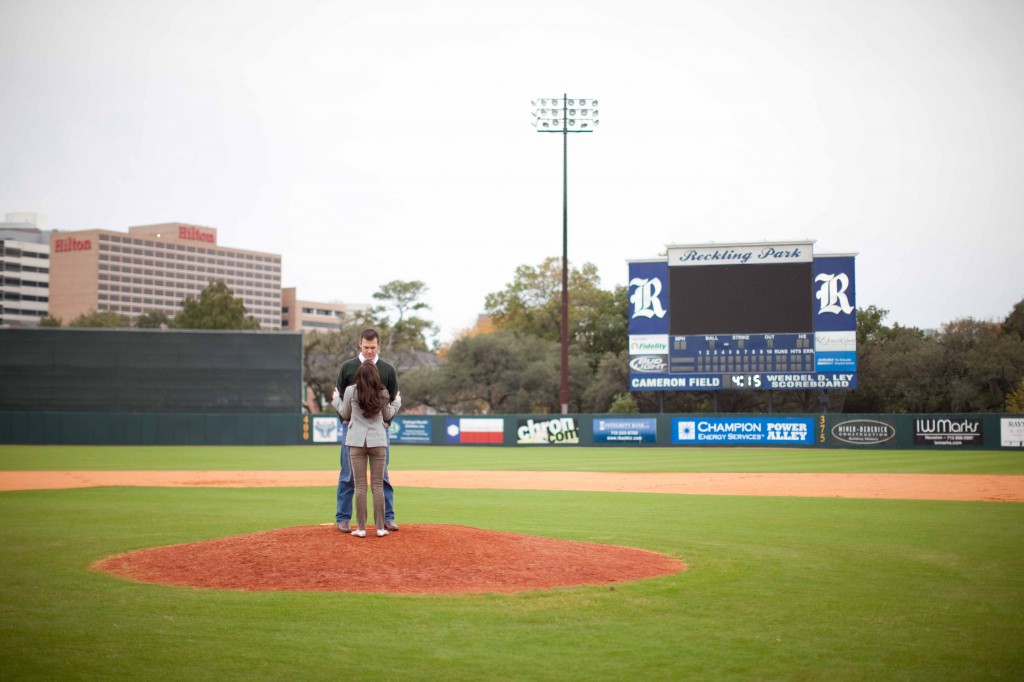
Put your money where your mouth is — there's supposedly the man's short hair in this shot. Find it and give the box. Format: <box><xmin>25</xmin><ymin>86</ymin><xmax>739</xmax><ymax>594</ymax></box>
<box><xmin>360</xmin><ymin>328</ymin><xmax>381</xmax><ymax>343</ymax></box>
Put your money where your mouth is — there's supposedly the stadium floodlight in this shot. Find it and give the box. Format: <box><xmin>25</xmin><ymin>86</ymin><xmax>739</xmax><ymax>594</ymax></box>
<box><xmin>530</xmin><ymin>94</ymin><xmax>600</xmax><ymax>414</ymax></box>
<box><xmin>531</xmin><ymin>98</ymin><xmax>600</xmax><ymax>132</ymax></box>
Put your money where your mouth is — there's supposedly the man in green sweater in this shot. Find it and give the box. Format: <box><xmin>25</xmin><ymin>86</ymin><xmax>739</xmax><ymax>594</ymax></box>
<box><xmin>334</xmin><ymin>329</ymin><xmax>400</xmax><ymax>532</ymax></box>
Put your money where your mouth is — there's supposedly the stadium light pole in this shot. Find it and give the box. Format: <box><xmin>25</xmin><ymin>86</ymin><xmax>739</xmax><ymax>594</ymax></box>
<box><xmin>531</xmin><ymin>94</ymin><xmax>599</xmax><ymax>414</ymax></box>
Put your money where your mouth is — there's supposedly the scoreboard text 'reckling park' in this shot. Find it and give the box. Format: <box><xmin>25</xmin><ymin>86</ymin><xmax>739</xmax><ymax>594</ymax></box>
<box><xmin>628</xmin><ymin>241</ymin><xmax>857</xmax><ymax>391</ymax></box>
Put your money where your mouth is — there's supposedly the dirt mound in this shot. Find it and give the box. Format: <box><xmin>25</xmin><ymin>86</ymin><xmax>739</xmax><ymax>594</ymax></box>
<box><xmin>94</xmin><ymin>524</ymin><xmax>686</xmax><ymax>594</ymax></box>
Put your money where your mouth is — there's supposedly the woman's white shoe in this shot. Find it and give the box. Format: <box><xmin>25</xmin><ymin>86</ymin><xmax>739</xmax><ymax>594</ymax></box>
<box><xmin>376</xmin><ymin>529</ymin><xmax>389</xmax><ymax>537</ymax></box>
<box><xmin>351</xmin><ymin>529</ymin><xmax>366</xmax><ymax>538</ymax></box>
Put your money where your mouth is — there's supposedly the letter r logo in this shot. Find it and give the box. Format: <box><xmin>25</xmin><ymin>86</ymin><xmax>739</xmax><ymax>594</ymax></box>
<box><xmin>629</xmin><ymin>278</ymin><xmax>667</xmax><ymax>319</ymax></box>
<box><xmin>815</xmin><ymin>273</ymin><xmax>854</xmax><ymax>315</ymax></box>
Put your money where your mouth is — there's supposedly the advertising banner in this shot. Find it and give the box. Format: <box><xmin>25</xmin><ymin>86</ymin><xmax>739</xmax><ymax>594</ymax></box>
<box><xmin>831</xmin><ymin>418</ymin><xmax>897</xmax><ymax>446</ymax></box>
<box><xmin>1001</xmin><ymin>417</ymin><xmax>1024</xmax><ymax>447</ymax></box>
<box><xmin>312</xmin><ymin>416</ymin><xmax>342</xmax><ymax>443</ymax></box>
<box><xmin>593</xmin><ymin>417</ymin><xmax>657</xmax><ymax>444</ymax></box>
<box><xmin>913</xmin><ymin>417</ymin><xmax>983</xmax><ymax>447</ymax></box>
<box><xmin>445</xmin><ymin>418</ymin><xmax>504</xmax><ymax>444</ymax></box>
<box><xmin>628</xmin><ymin>335</ymin><xmax>669</xmax><ymax>357</ymax></box>
<box><xmin>516</xmin><ymin>417</ymin><xmax>580</xmax><ymax>445</ymax></box>
<box><xmin>814</xmin><ymin>331</ymin><xmax>857</xmax><ymax>372</ymax></box>
<box><xmin>672</xmin><ymin>417</ymin><xmax>814</xmax><ymax>445</ymax></box>
<box><xmin>388</xmin><ymin>417</ymin><xmax>432</xmax><ymax>444</ymax></box>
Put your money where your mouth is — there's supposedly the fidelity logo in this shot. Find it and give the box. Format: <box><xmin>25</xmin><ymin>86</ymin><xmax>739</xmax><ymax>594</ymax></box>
<box><xmin>629</xmin><ymin>334</ymin><xmax>669</xmax><ymax>355</ymax></box>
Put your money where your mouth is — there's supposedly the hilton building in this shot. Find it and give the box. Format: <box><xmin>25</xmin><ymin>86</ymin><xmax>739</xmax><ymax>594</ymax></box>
<box><xmin>49</xmin><ymin>223</ymin><xmax>282</xmax><ymax>329</ymax></box>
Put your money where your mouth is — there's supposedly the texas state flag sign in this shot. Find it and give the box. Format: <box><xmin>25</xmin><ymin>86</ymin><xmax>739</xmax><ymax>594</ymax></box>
<box><xmin>446</xmin><ymin>418</ymin><xmax>505</xmax><ymax>444</ymax></box>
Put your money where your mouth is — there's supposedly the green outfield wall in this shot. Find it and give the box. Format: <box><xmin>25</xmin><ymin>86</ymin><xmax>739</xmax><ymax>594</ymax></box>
<box><xmin>0</xmin><ymin>411</ymin><xmax>299</xmax><ymax>445</ymax></box>
<box><xmin>305</xmin><ymin>412</ymin><xmax>1024</xmax><ymax>450</ymax></box>
<box><xmin>0</xmin><ymin>412</ymin><xmax>1020</xmax><ymax>448</ymax></box>
<box><xmin>0</xmin><ymin>328</ymin><xmax>303</xmax><ymax>445</ymax></box>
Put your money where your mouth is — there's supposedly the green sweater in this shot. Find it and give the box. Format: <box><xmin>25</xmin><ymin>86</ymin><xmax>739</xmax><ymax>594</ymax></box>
<box><xmin>336</xmin><ymin>357</ymin><xmax>399</xmax><ymax>401</ymax></box>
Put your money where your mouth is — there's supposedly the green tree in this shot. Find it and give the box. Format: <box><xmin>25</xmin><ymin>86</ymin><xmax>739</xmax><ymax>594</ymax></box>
<box><xmin>172</xmin><ymin>281</ymin><xmax>260</xmax><ymax>330</ymax></box>
<box><xmin>68</xmin><ymin>310</ymin><xmax>132</xmax><ymax>328</ymax></box>
<box><xmin>38</xmin><ymin>315</ymin><xmax>62</xmax><ymax>327</ymax></box>
<box><xmin>1003</xmin><ymin>298</ymin><xmax>1024</xmax><ymax>340</ymax></box>
<box><xmin>302</xmin><ymin>329</ymin><xmax>355</xmax><ymax>410</ymax></box>
<box><xmin>845</xmin><ymin>305</ymin><xmax>939</xmax><ymax>413</ymax></box>
<box><xmin>1007</xmin><ymin>378</ymin><xmax>1024</xmax><ymax>413</ymax></box>
<box><xmin>368</xmin><ymin>280</ymin><xmax>439</xmax><ymax>354</ymax></box>
<box><xmin>484</xmin><ymin>259</ymin><xmax>563</xmax><ymax>340</ymax></box>
<box><xmin>856</xmin><ymin>304</ymin><xmax>892</xmax><ymax>346</ymax></box>
<box><xmin>939</xmin><ymin>318</ymin><xmax>1024</xmax><ymax>412</ymax></box>
<box><xmin>879</xmin><ymin>326</ymin><xmax>945</xmax><ymax>412</ymax></box>
<box><xmin>484</xmin><ymin>258</ymin><xmax>627</xmax><ymax>357</ymax></box>
<box><xmin>135</xmin><ymin>309</ymin><xmax>172</xmax><ymax>329</ymax></box>
<box><xmin>845</xmin><ymin>304</ymin><xmax>1024</xmax><ymax>414</ymax></box>
<box><xmin>577</xmin><ymin>283</ymin><xmax>629</xmax><ymax>358</ymax></box>
<box><xmin>607</xmin><ymin>392</ymin><xmax>639</xmax><ymax>414</ymax></box>
<box><xmin>579</xmin><ymin>350</ymin><xmax>630</xmax><ymax>412</ymax></box>
<box><xmin>402</xmin><ymin>330</ymin><xmax>565</xmax><ymax>414</ymax></box>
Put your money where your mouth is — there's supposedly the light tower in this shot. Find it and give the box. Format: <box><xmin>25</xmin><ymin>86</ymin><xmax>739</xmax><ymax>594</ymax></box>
<box><xmin>531</xmin><ymin>95</ymin><xmax>599</xmax><ymax>414</ymax></box>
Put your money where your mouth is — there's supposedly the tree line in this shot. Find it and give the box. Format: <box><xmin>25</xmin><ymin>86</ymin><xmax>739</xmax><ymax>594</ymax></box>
<box><xmin>396</xmin><ymin>258</ymin><xmax>1024</xmax><ymax>415</ymax></box>
<box><xmin>40</xmin><ymin>281</ymin><xmax>261</xmax><ymax>330</ymax></box>
<box><xmin>54</xmin><ymin>264</ymin><xmax>1024</xmax><ymax>414</ymax></box>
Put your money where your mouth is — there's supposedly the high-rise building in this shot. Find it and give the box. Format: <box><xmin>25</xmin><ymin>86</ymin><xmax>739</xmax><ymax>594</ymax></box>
<box><xmin>48</xmin><ymin>222</ymin><xmax>282</xmax><ymax>328</ymax></box>
<box><xmin>0</xmin><ymin>213</ymin><xmax>50</xmax><ymax>327</ymax></box>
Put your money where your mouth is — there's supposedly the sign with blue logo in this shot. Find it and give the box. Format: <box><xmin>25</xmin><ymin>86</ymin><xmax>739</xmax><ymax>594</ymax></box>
<box><xmin>812</xmin><ymin>256</ymin><xmax>857</xmax><ymax>333</ymax></box>
<box><xmin>592</xmin><ymin>417</ymin><xmax>657</xmax><ymax>444</ymax></box>
<box><xmin>388</xmin><ymin>417</ymin><xmax>432</xmax><ymax>444</ymax></box>
<box><xmin>628</xmin><ymin>261</ymin><xmax>670</xmax><ymax>336</ymax></box>
<box><xmin>672</xmin><ymin>417</ymin><xmax>815</xmax><ymax>445</ymax></box>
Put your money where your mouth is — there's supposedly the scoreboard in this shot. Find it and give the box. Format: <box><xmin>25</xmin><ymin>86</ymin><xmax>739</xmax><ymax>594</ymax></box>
<box><xmin>628</xmin><ymin>241</ymin><xmax>857</xmax><ymax>391</ymax></box>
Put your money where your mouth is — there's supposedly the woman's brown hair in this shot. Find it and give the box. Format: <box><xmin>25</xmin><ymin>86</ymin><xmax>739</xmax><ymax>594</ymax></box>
<box><xmin>354</xmin><ymin>361</ymin><xmax>388</xmax><ymax>418</ymax></box>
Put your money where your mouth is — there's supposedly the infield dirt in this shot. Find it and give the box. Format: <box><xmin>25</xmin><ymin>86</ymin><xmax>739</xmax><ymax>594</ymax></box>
<box><xmin>4</xmin><ymin>469</ymin><xmax>1023</xmax><ymax>502</ymax></box>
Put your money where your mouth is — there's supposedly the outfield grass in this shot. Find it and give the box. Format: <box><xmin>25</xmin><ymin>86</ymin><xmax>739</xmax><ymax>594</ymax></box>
<box><xmin>2</xmin><ymin>444</ymin><xmax>1024</xmax><ymax>474</ymax></box>
<box><xmin>1</xmin><ymin>446</ymin><xmax>1023</xmax><ymax>679</ymax></box>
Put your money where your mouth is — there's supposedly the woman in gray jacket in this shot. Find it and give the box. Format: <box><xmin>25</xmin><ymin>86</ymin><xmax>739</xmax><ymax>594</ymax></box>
<box><xmin>332</xmin><ymin>361</ymin><xmax>401</xmax><ymax>537</ymax></box>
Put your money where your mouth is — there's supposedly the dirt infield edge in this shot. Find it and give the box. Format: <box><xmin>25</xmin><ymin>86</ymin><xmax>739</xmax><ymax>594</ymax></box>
<box><xmin>3</xmin><ymin>469</ymin><xmax>1024</xmax><ymax>502</ymax></box>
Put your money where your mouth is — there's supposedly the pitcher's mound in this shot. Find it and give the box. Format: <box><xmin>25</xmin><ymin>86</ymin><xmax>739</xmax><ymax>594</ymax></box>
<box><xmin>94</xmin><ymin>524</ymin><xmax>686</xmax><ymax>594</ymax></box>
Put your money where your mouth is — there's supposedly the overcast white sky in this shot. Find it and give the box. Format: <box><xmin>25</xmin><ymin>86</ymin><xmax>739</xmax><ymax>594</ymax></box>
<box><xmin>2</xmin><ymin>0</ymin><xmax>1022</xmax><ymax>343</ymax></box>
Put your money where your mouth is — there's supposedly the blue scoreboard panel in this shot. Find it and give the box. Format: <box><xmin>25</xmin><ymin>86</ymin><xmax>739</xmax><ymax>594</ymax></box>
<box><xmin>671</xmin><ymin>333</ymin><xmax>815</xmax><ymax>373</ymax></box>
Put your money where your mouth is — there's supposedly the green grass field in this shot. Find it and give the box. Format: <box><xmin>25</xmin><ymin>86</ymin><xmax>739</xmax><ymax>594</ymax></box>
<box><xmin>3</xmin><ymin>444</ymin><xmax>1024</xmax><ymax>474</ymax></box>
<box><xmin>2</xmin><ymin>445</ymin><xmax>1023</xmax><ymax>680</ymax></box>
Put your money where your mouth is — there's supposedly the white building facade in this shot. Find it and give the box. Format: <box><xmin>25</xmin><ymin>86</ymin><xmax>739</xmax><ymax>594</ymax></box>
<box><xmin>0</xmin><ymin>213</ymin><xmax>50</xmax><ymax>327</ymax></box>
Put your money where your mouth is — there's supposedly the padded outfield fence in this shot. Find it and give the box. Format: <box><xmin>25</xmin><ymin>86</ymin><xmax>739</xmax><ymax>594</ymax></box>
<box><xmin>0</xmin><ymin>328</ymin><xmax>301</xmax><ymax>445</ymax></box>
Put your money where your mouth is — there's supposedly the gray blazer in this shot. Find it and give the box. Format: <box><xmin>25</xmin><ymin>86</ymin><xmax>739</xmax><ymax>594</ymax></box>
<box><xmin>333</xmin><ymin>385</ymin><xmax>401</xmax><ymax>448</ymax></box>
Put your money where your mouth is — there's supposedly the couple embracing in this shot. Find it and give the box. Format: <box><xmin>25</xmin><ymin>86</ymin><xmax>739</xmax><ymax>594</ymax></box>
<box><xmin>331</xmin><ymin>328</ymin><xmax>401</xmax><ymax>538</ymax></box>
